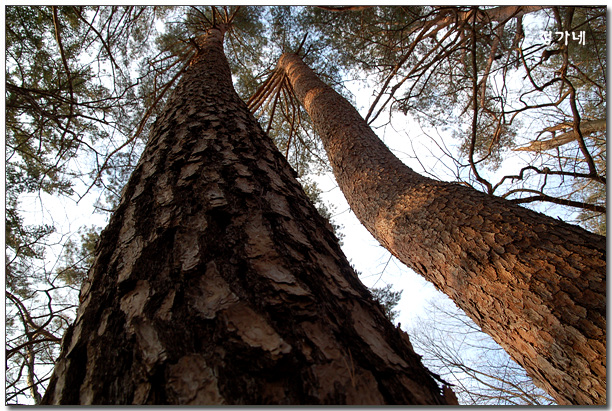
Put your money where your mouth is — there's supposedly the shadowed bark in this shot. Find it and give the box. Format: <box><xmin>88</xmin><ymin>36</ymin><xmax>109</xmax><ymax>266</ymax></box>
<box><xmin>40</xmin><ymin>27</ymin><xmax>453</xmax><ymax>405</ymax></box>
<box><xmin>277</xmin><ymin>52</ymin><xmax>606</xmax><ymax>405</ymax></box>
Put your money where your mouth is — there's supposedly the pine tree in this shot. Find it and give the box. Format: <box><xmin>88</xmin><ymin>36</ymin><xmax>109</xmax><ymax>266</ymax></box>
<box><xmin>41</xmin><ymin>26</ymin><xmax>453</xmax><ymax>406</ymax></box>
<box><xmin>275</xmin><ymin>52</ymin><xmax>606</xmax><ymax>405</ymax></box>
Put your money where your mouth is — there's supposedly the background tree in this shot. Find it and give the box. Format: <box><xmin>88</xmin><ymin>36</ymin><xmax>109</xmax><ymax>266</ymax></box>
<box><xmin>369</xmin><ymin>284</ymin><xmax>403</xmax><ymax>324</ymax></box>
<box><xmin>5</xmin><ymin>6</ymin><xmax>175</xmax><ymax>403</ymax></box>
<box><xmin>409</xmin><ymin>299</ymin><xmax>555</xmax><ymax>405</ymax></box>
<box><xmin>365</xmin><ymin>284</ymin><xmax>555</xmax><ymax>405</ymax></box>
<box><xmin>243</xmin><ymin>6</ymin><xmax>606</xmax><ymax>403</ymax></box>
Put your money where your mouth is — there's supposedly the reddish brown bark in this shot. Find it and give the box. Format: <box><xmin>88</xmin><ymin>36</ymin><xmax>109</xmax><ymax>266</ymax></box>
<box><xmin>278</xmin><ymin>52</ymin><xmax>606</xmax><ymax>405</ymax></box>
<box><xmin>40</xmin><ymin>28</ymin><xmax>453</xmax><ymax>405</ymax></box>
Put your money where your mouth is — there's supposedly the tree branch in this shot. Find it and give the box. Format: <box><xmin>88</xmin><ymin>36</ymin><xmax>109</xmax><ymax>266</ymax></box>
<box><xmin>505</xmin><ymin>191</ymin><xmax>606</xmax><ymax>213</ymax></box>
<box><xmin>468</xmin><ymin>7</ymin><xmax>493</xmax><ymax>194</ymax></box>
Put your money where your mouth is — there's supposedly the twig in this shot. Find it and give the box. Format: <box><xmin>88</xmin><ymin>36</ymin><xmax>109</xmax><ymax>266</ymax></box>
<box><xmin>80</xmin><ymin>60</ymin><xmax>189</xmax><ymax>202</ymax></box>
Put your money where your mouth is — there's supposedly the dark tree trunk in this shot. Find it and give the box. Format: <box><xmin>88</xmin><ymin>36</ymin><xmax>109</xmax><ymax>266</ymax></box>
<box><xmin>40</xmin><ymin>28</ymin><xmax>453</xmax><ymax>405</ymax></box>
<box><xmin>278</xmin><ymin>52</ymin><xmax>606</xmax><ymax>405</ymax></box>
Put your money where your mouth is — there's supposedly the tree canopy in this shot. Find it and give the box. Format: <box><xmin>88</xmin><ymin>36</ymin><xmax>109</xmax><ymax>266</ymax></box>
<box><xmin>5</xmin><ymin>6</ymin><xmax>605</xmax><ymax>404</ymax></box>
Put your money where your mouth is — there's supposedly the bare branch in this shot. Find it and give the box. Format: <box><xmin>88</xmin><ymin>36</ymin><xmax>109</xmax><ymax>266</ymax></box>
<box><xmin>81</xmin><ymin>59</ymin><xmax>190</xmax><ymax>202</ymax></box>
<box><xmin>505</xmin><ymin>190</ymin><xmax>606</xmax><ymax>213</ymax></box>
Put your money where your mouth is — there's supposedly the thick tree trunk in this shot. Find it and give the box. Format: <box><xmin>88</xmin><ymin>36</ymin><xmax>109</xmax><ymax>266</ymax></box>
<box><xmin>40</xmin><ymin>28</ymin><xmax>452</xmax><ymax>405</ymax></box>
<box><xmin>278</xmin><ymin>52</ymin><xmax>606</xmax><ymax>405</ymax></box>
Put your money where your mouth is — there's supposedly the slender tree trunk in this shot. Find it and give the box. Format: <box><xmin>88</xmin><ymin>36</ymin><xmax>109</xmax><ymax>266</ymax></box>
<box><xmin>278</xmin><ymin>52</ymin><xmax>606</xmax><ymax>405</ymax></box>
<box><xmin>40</xmin><ymin>28</ymin><xmax>453</xmax><ymax>405</ymax></box>
<box><xmin>26</xmin><ymin>340</ymin><xmax>42</xmax><ymax>404</ymax></box>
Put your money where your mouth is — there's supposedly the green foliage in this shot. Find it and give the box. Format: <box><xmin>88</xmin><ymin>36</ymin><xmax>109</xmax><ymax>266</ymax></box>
<box><xmin>302</xmin><ymin>7</ymin><xmax>424</xmax><ymax>76</ymax></box>
<box><xmin>5</xmin><ymin>205</ymin><xmax>55</xmax><ymax>297</ymax></box>
<box><xmin>369</xmin><ymin>284</ymin><xmax>403</xmax><ymax>323</ymax></box>
<box><xmin>5</xmin><ymin>7</ymin><xmax>171</xmax><ymax>403</ymax></box>
<box><xmin>299</xmin><ymin>178</ymin><xmax>344</xmax><ymax>245</ymax></box>
<box><xmin>6</xmin><ymin>6</ymin><xmax>82</xmax><ymax>200</ymax></box>
<box><xmin>226</xmin><ymin>7</ymin><xmax>273</xmax><ymax>98</ymax></box>
<box><xmin>56</xmin><ymin>226</ymin><xmax>101</xmax><ymax>288</ymax></box>
<box><xmin>6</xmin><ymin>5</ymin><xmax>165</xmax><ymax>224</ymax></box>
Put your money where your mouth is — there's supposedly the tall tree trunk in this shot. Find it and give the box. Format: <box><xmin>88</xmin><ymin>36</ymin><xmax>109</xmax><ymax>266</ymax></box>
<box><xmin>277</xmin><ymin>52</ymin><xmax>606</xmax><ymax>405</ymax></box>
<box><xmin>40</xmin><ymin>27</ymin><xmax>453</xmax><ymax>405</ymax></box>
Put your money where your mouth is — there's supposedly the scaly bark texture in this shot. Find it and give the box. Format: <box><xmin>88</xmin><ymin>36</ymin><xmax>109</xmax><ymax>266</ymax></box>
<box><xmin>278</xmin><ymin>52</ymin><xmax>606</xmax><ymax>405</ymax></box>
<box><xmin>40</xmin><ymin>28</ymin><xmax>453</xmax><ymax>405</ymax></box>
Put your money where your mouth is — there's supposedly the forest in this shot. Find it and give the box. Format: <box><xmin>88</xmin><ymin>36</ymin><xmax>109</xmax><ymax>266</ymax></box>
<box><xmin>5</xmin><ymin>6</ymin><xmax>606</xmax><ymax>405</ymax></box>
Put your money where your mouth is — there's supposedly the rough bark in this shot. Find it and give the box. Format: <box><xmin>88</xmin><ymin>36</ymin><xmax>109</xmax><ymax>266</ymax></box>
<box><xmin>40</xmin><ymin>28</ymin><xmax>452</xmax><ymax>405</ymax></box>
<box><xmin>278</xmin><ymin>52</ymin><xmax>606</xmax><ymax>405</ymax></box>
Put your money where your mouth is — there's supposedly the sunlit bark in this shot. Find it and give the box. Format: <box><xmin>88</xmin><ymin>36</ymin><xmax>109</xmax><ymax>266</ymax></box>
<box><xmin>278</xmin><ymin>52</ymin><xmax>606</xmax><ymax>405</ymax></box>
